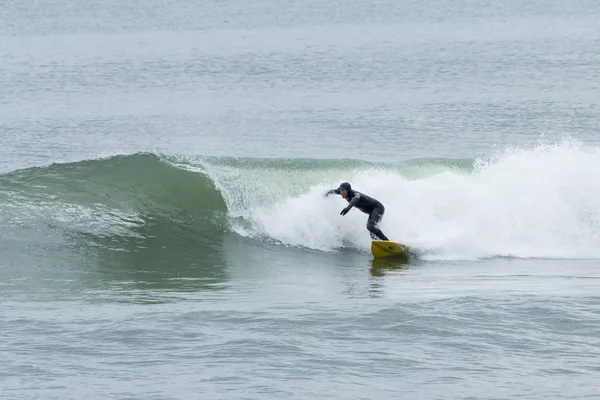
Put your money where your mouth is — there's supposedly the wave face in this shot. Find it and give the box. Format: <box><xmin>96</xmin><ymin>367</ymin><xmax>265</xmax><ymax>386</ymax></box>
<box><xmin>2</xmin><ymin>138</ymin><xmax>600</xmax><ymax>260</ymax></box>
<box><xmin>0</xmin><ymin>154</ymin><xmax>226</xmax><ymax>246</ymax></box>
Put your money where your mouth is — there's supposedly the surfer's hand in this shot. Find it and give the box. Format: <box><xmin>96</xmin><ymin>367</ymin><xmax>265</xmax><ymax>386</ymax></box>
<box><xmin>340</xmin><ymin>207</ymin><xmax>350</xmax><ymax>216</ymax></box>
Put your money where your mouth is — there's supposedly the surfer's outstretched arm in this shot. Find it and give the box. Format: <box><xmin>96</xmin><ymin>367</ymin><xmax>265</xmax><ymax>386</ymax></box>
<box><xmin>324</xmin><ymin>189</ymin><xmax>340</xmax><ymax>196</ymax></box>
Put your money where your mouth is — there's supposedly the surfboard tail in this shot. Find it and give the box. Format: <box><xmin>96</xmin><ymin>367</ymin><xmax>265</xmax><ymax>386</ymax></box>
<box><xmin>371</xmin><ymin>240</ymin><xmax>409</xmax><ymax>258</ymax></box>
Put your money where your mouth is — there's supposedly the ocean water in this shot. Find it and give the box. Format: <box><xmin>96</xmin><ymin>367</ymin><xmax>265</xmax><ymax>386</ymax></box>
<box><xmin>2</xmin><ymin>1</ymin><xmax>600</xmax><ymax>399</ymax></box>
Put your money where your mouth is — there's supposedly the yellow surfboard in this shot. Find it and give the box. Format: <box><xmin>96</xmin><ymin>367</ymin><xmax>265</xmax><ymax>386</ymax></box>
<box><xmin>371</xmin><ymin>240</ymin><xmax>409</xmax><ymax>259</ymax></box>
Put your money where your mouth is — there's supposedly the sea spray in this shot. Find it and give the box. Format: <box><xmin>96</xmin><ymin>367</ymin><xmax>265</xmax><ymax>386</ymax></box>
<box><xmin>214</xmin><ymin>139</ymin><xmax>600</xmax><ymax>260</ymax></box>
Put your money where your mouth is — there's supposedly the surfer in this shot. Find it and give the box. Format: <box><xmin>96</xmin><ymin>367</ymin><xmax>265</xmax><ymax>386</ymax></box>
<box><xmin>325</xmin><ymin>182</ymin><xmax>390</xmax><ymax>241</ymax></box>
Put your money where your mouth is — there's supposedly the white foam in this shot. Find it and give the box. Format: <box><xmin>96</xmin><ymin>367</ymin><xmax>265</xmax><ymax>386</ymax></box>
<box><xmin>202</xmin><ymin>139</ymin><xmax>600</xmax><ymax>260</ymax></box>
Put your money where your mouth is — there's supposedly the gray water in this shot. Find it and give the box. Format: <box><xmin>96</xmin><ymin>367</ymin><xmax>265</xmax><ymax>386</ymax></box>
<box><xmin>2</xmin><ymin>1</ymin><xmax>600</xmax><ymax>399</ymax></box>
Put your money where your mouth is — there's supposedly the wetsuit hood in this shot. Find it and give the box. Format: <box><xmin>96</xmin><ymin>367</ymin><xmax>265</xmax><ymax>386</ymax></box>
<box><xmin>338</xmin><ymin>182</ymin><xmax>351</xmax><ymax>191</ymax></box>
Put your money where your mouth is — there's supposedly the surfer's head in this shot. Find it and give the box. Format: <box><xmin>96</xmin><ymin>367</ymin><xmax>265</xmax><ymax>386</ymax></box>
<box><xmin>338</xmin><ymin>182</ymin><xmax>351</xmax><ymax>198</ymax></box>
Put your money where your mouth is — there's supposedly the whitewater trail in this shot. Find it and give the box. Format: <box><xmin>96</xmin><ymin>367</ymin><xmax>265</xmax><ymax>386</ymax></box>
<box><xmin>185</xmin><ymin>139</ymin><xmax>600</xmax><ymax>261</ymax></box>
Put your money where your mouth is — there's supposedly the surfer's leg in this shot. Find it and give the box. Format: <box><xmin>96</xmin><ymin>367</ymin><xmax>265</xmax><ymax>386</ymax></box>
<box><xmin>367</xmin><ymin>205</ymin><xmax>389</xmax><ymax>241</ymax></box>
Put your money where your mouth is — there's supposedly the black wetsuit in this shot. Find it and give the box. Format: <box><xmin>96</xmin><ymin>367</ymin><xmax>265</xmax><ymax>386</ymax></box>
<box><xmin>327</xmin><ymin>189</ymin><xmax>390</xmax><ymax>241</ymax></box>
